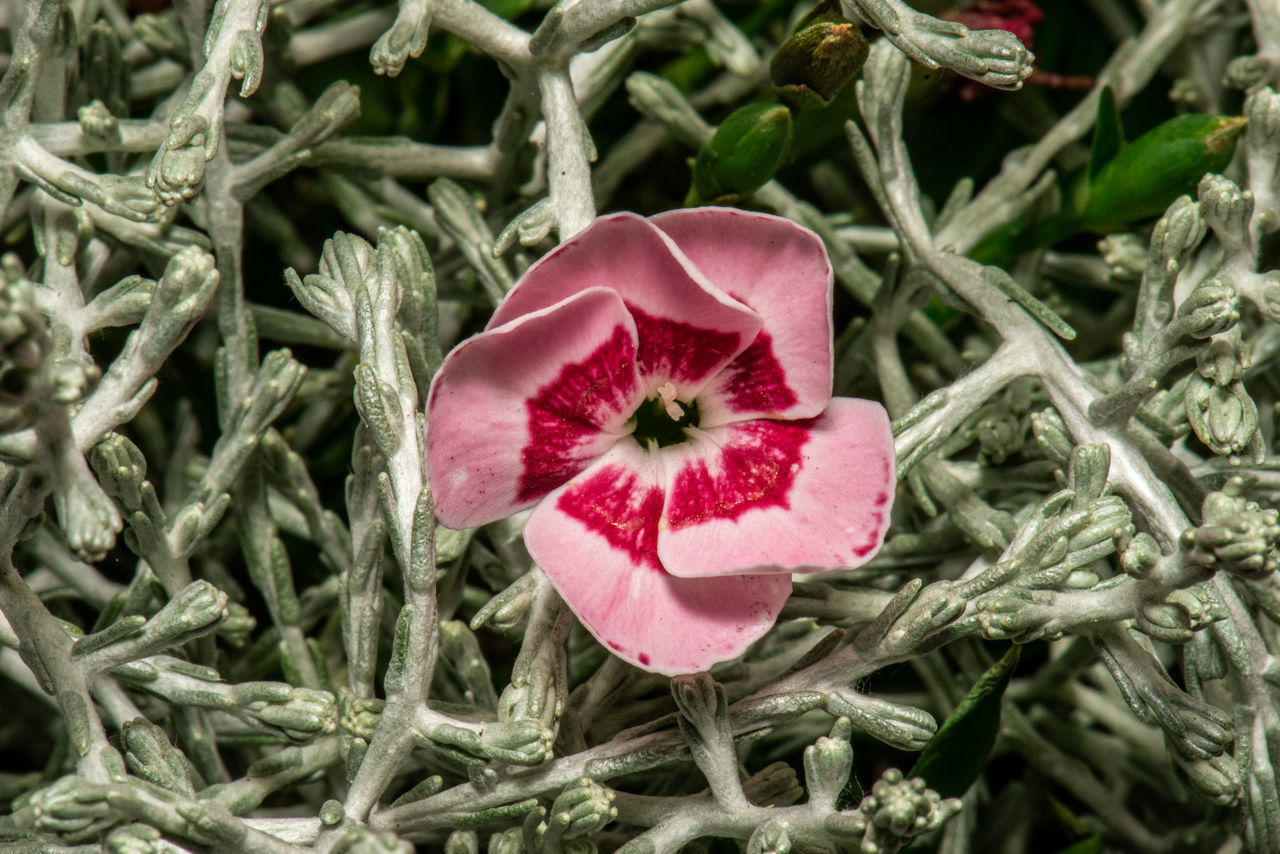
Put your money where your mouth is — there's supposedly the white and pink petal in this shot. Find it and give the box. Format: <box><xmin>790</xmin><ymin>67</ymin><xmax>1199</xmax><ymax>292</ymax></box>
<box><xmin>656</xmin><ymin>398</ymin><xmax>895</xmax><ymax>577</ymax></box>
<box><xmin>425</xmin><ymin>287</ymin><xmax>643</xmax><ymax>530</ymax></box>
<box><xmin>487</xmin><ymin>213</ymin><xmax>763</xmax><ymax>399</ymax></box>
<box><xmin>524</xmin><ymin>440</ymin><xmax>792</xmax><ymax>676</ymax></box>
<box><xmin>652</xmin><ymin>208</ymin><xmax>834</xmax><ymax>426</ymax></box>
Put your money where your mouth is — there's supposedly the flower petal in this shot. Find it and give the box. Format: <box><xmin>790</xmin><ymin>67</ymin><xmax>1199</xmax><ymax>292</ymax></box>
<box><xmin>426</xmin><ymin>287</ymin><xmax>642</xmax><ymax>529</ymax></box>
<box><xmin>525</xmin><ymin>440</ymin><xmax>792</xmax><ymax>675</ymax></box>
<box><xmin>488</xmin><ymin>213</ymin><xmax>762</xmax><ymax>398</ymax></box>
<box><xmin>657</xmin><ymin>398</ymin><xmax>895</xmax><ymax>577</ymax></box>
<box><xmin>651</xmin><ymin>208</ymin><xmax>834</xmax><ymax>426</ymax></box>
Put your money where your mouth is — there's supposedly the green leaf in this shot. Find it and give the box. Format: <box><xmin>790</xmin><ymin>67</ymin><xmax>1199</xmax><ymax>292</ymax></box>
<box><xmin>909</xmin><ymin>644</ymin><xmax>1020</xmax><ymax>798</ymax></box>
<box><xmin>690</xmin><ymin>102</ymin><xmax>793</xmax><ymax>204</ymax></box>
<box><xmin>1052</xmin><ymin>836</ymin><xmax>1103</xmax><ymax>854</ymax></box>
<box><xmin>1088</xmin><ymin>86</ymin><xmax>1124</xmax><ymax>182</ymax></box>
<box><xmin>1081</xmin><ymin>112</ymin><xmax>1246</xmax><ymax>233</ymax></box>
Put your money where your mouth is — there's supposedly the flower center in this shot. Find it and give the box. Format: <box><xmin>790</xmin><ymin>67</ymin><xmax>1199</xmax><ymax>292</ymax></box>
<box><xmin>631</xmin><ymin>381</ymin><xmax>699</xmax><ymax>448</ymax></box>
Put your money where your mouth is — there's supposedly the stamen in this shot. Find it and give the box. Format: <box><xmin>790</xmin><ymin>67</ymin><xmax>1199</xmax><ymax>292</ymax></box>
<box><xmin>656</xmin><ymin>381</ymin><xmax>685</xmax><ymax>421</ymax></box>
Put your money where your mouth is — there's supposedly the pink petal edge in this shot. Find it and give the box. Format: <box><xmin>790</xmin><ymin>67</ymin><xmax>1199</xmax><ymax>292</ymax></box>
<box><xmin>524</xmin><ymin>440</ymin><xmax>792</xmax><ymax>676</ymax></box>
<box><xmin>425</xmin><ymin>287</ymin><xmax>642</xmax><ymax>530</ymax></box>
<box><xmin>651</xmin><ymin>208</ymin><xmax>834</xmax><ymax>427</ymax></box>
<box><xmin>486</xmin><ymin>213</ymin><xmax>763</xmax><ymax>399</ymax></box>
<box><xmin>656</xmin><ymin>398</ymin><xmax>896</xmax><ymax>577</ymax></box>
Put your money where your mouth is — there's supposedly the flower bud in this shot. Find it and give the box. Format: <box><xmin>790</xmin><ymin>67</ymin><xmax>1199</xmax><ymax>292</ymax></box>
<box><xmin>974</xmin><ymin>410</ymin><xmax>1022</xmax><ymax>465</ymax></box>
<box><xmin>1097</xmin><ymin>232</ymin><xmax>1146</xmax><ymax>280</ymax></box>
<box><xmin>771</xmin><ymin>0</ymin><xmax>868</xmax><ymax>109</ymax></box>
<box><xmin>1225</xmin><ymin>55</ymin><xmax>1271</xmax><ymax>90</ymax></box>
<box><xmin>747</xmin><ymin>819</ymin><xmax>791</xmax><ymax>854</ymax></box>
<box><xmin>331</xmin><ymin>826</ymin><xmax>415</xmax><ymax>854</ymax></box>
<box><xmin>1029</xmin><ymin>407</ymin><xmax>1072</xmax><ymax>465</ymax></box>
<box><xmin>1187</xmin><ymin>339</ymin><xmax>1258</xmax><ymax>457</ymax></box>
<box><xmin>690</xmin><ymin>102</ymin><xmax>792</xmax><ymax>204</ymax></box>
<box><xmin>1182</xmin><ymin>477</ymin><xmax>1280</xmax><ymax>577</ymax></box>
<box><xmin>1173</xmin><ymin>750</ymin><xmax>1241</xmax><ymax>806</ymax></box>
<box><xmin>1257</xmin><ymin>270</ymin><xmax>1280</xmax><ymax>323</ymax></box>
<box><xmin>1135</xmin><ymin>600</ymin><xmax>1194</xmax><ymax>645</ymax></box>
<box><xmin>444</xmin><ymin>830</ymin><xmax>478</xmax><ymax>854</ymax></box>
<box><xmin>1066</xmin><ymin>444</ymin><xmax>1109</xmax><ymax>507</ymax></box>
<box><xmin>122</xmin><ymin>718</ymin><xmax>197</xmax><ymax>796</ymax></box>
<box><xmin>1120</xmin><ymin>531</ymin><xmax>1160</xmax><ymax>579</ymax></box>
<box><xmin>804</xmin><ymin>717</ymin><xmax>854</xmax><ymax>808</ymax></box>
<box><xmin>1198</xmin><ymin>174</ymin><xmax>1253</xmax><ymax>255</ymax></box>
<box><xmin>132</xmin><ymin>13</ymin><xmax>190</xmax><ymax>63</ymax></box>
<box><xmin>547</xmin><ymin>777</ymin><xmax>617</xmax><ymax>840</ymax></box>
<box><xmin>671</xmin><ymin>671</ymin><xmax>727</xmax><ymax>738</ymax></box>
<box><xmin>858</xmin><ymin>768</ymin><xmax>959</xmax><ymax>849</ymax></box>
<box><xmin>1187</xmin><ymin>377</ymin><xmax>1259</xmax><ymax>458</ymax></box>
<box><xmin>1174</xmin><ymin>277</ymin><xmax>1239</xmax><ymax>339</ymax></box>
<box><xmin>1081</xmin><ymin>113</ymin><xmax>1247</xmax><ymax>234</ymax></box>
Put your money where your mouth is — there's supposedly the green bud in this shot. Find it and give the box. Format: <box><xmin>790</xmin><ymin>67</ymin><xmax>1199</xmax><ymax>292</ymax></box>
<box><xmin>859</xmin><ymin>768</ymin><xmax>955</xmax><ymax>843</ymax></box>
<box><xmin>1029</xmin><ymin>407</ymin><xmax>1072</xmax><ymax>465</ymax></box>
<box><xmin>747</xmin><ymin>818</ymin><xmax>791</xmax><ymax>854</ymax></box>
<box><xmin>1097</xmin><ymin>233</ymin><xmax>1146</xmax><ymax>281</ymax></box>
<box><xmin>771</xmin><ymin>1</ymin><xmax>868</xmax><ymax>110</ymax></box>
<box><xmin>1173</xmin><ymin>750</ymin><xmax>1240</xmax><ymax>806</ymax></box>
<box><xmin>973</xmin><ymin>410</ymin><xmax>1021</xmax><ymax>465</ymax></box>
<box><xmin>1135</xmin><ymin>600</ymin><xmax>1194</xmax><ymax>645</ymax></box>
<box><xmin>1182</xmin><ymin>477</ymin><xmax>1280</xmax><ymax>577</ymax></box>
<box><xmin>1174</xmin><ymin>278</ymin><xmax>1238</xmax><ymax>340</ymax></box>
<box><xmin>445</xmin><ymin>830</ymin><xmax>479</xmax><ymax>854</ymax></box>
<box><xmin>671</xmin><ymin>671</ymin><xmax>727</xmax><ymax>743</ymax></box>
<box><xmin>1257</xmin><ymin>270</ymin><xmax>1280</xmax><ymax>323</ymax></box>
<box><xmin>690</xmin><ymin>102</ymin><xmax>793</xmax><ymax>204</ymax></box>
<box><xmin>1120</xmin><ymin>531</ymin><xmax>1160</xmax><ymax>579</ymax></box>
<box><xmin>122</xmin><ymin>718</ymin><xmax>197</xmax><ymax>796</ymax></box>
<box><xmin>78</xmin><ymin>99</ymin><xmax>119</xmax><ymax>141</ymax></box>
<box><xmin>1187</xmin><ymin>377</ymin><xmax>1259</xmax><ymax>458</ymax></box>
<box><xmin>319</xmin><ymin>799</ymin><xmax>345</xmax><ymax>826</ymax></box>
<box><xmin>132</xmin><ymin>13</ymin><xmax>190</xmax><ymax>63</ymax></box>
<box><xmin>547</xmin><ymin>777</ymin><xmax>616</xmax><ymax>841</ymax></box>
<box><xmin>1080</xmin><ymin>113</ymin><xmax>1247</xmax><ymax>233</ymax></box>
<box><xmin>1198</xmin><ymin>174</ymin><xmax>1253</xmax><ymax>255</ymax></box>
<box><xmin>803</xmin><ymin>717</ymin><xmax>854</xmax><ymax>808</ymax></box>
<box><xmin>1066</xmin><ymin>444</ymin><xmax>1110</xmax><ymax>508</ymax></box>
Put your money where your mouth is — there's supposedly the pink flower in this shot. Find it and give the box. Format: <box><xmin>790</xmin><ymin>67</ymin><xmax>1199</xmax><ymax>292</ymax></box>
<box><xmin>425</xmin><ymin>209</ymin><xmax>895</xmax><ymax>675</ymax></box>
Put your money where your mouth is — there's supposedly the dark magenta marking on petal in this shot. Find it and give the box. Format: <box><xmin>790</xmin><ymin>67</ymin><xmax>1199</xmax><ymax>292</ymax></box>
<box><xmin>625</xmin><ymin>302</ymin><xmax>741</xmax><ymax>384</ymax></box>
<box><xmin>638</xmin><ymin>653</ymin><xmax>651</xmax><ymax>666</ymax></box>
<box><xmin>518</xmin><ymin>325</ymin><xmax>639</xmax><ymax>502</ymax></box>
<box><xmin>716</xmin><ymin>330</ymin><xmax>798</xmax><ymax>414</ymax></box>
<box><xmin>557</xmin><ymin>464</ymin><xmax>664</xmax><ymax>570</ymax></box>
<box><xmin>852</xmin><ymin>510</ymin><xmax>885</xmax><ymax>557</ymax></box>
<box><xmin>666</xmin><ymin>420</ymin><xmax>810</xmax><ymax>529</ymax></box>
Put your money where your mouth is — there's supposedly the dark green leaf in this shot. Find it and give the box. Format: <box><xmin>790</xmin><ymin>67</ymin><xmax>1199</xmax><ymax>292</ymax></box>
<box><xmin>909</xmin><ymin>645</ymin><xmax>1020</xmax><ymax>798</ymax></box>
<box><xmin>1082</xmin><ymin>112</ymin><xmax>1246</xmax><ymax>233</ymax></box>
<box><xmin>690</xmin><ymin>102</ymin><xmax>793</xmax><ymax>203</ymax></box>
<box><xmin>1088</xmin><ymin>86</ymin><xmax>1124</xmax><ymax>181</ymax></box>
<box><xmin>1052</xmin><ymin>836</ymin><xmax>1103</xmax><ymax>854</ymax></box>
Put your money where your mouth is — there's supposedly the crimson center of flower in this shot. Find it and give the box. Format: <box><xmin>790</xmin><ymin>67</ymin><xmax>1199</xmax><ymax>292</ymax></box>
<box><xmin>630</xmin><ymin>381</ymin><xmax>700</xmax><ymax>449</ymax></box>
